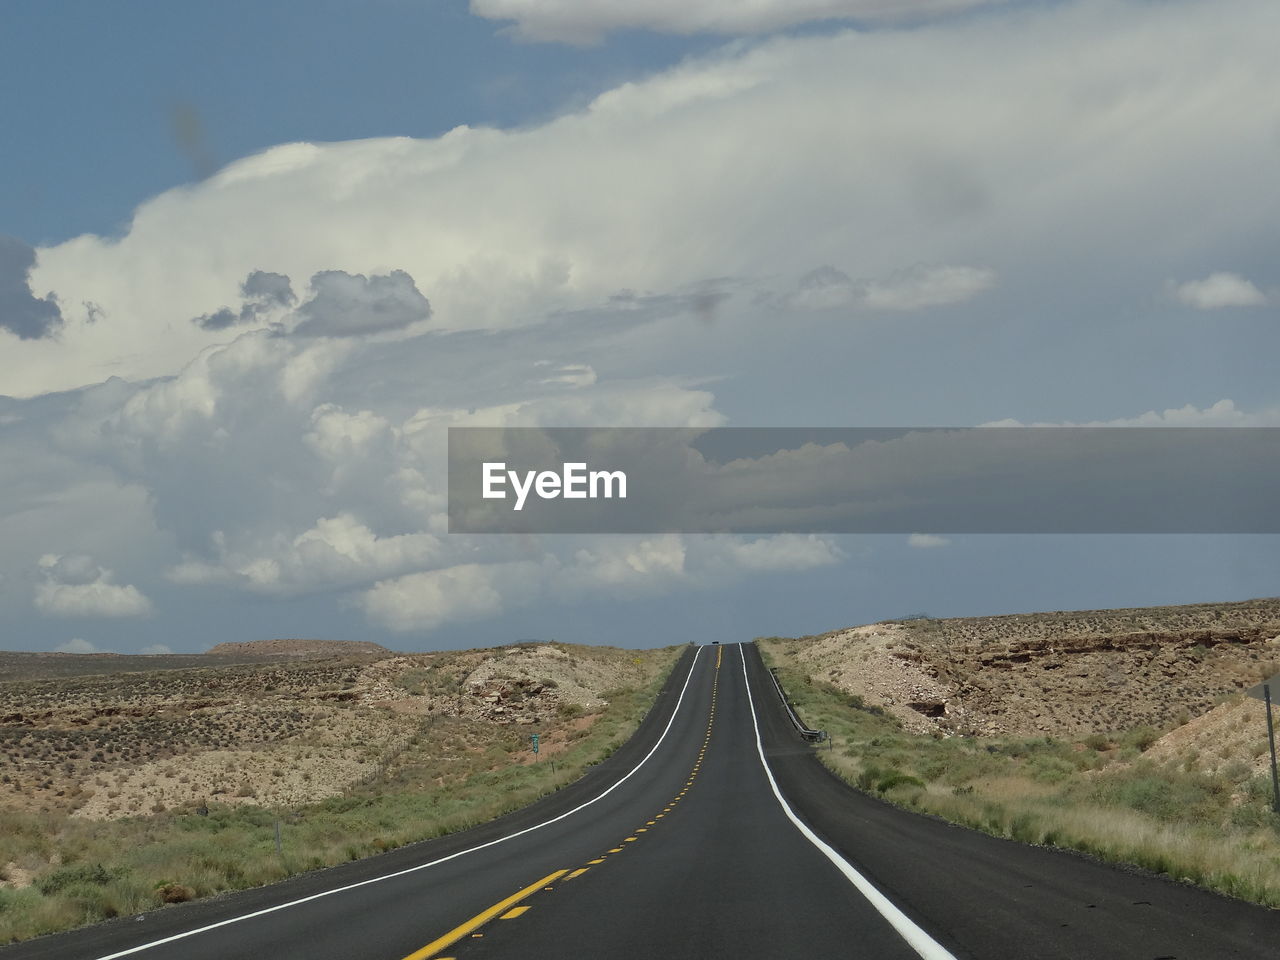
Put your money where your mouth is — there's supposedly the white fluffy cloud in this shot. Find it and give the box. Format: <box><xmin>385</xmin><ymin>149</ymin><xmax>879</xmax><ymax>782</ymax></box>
<box><xmin>358</xmin><ymin>532</ymin><xmax>847</xmax><ymax>631</ymax></box>
<box><xmin>15</xmin><ymin>1</ymin><xmax>1280</xmax><ymax>398</ymax></box>
<box><xmin>35</xmin><ymin>555</ymin><xmax>152</xmax><ymax>618</ymax></box>
<box><xmin>361</xmin><ymin>561</ymin><xmax>545</xmax><ymax>632</ymax></box>
<box><xmin>1174</xmin><ymin>272</ymin><xmax>1267</xmax><ymax>309</ymax></box>
<box><xmin>470</xmin><ymin>0</ymin><xmax>1008</xmax><ymax>43</ymax></box>
<box><xmin>168</xmin><ymin>514</ymin><xmax>441</xmax><ymax>595</ymax></box>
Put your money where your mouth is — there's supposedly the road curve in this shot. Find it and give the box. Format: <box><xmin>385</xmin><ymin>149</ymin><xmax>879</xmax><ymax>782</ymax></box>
<box><xmin>4</xmin><ymin>642</ymin><xmax>1278</xmax><ymax>959</ymax></box>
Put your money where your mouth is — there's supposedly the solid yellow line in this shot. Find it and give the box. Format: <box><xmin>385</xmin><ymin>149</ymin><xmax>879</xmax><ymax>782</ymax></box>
<box><xmin>400</xmin><ymin>869</ymin><xmax>567</xmax><ymax>960</ymax></box>
<box><xmin>500</xmin><ymin>906</ymin><xmax>531</xmax><ymax>919</ymax></box>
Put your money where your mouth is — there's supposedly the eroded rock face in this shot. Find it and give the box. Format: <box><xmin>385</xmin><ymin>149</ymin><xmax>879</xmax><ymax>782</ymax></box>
<box><xmin>778</xmin><ymin>599</ymin><xmax>1280</xmax><ymax>738</ymax></box>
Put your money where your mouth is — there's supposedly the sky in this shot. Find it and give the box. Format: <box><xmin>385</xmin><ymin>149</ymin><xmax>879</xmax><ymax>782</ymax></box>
<box><xmin>1</xmin><ymin>0</ymin><xmax>1278</xmax><ymax>655</ymax></box>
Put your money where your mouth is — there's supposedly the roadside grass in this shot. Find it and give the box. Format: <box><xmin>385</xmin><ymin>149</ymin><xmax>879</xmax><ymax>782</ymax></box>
<box><xmin>0</xmin><ymin>647</ymin><xmax>682</xmax><ymax>943</ymax></box>
<box><xmin>756</xmin><ymin>639</ymin><xmax>1280</xmax><ymax>908</ymax></box>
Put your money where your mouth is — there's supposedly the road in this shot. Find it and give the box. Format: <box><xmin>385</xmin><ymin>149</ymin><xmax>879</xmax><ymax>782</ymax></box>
<box><xmin>4</xmin><ymin>642</ymin><xmax>1277</xmax><ymax>959</ymax></box>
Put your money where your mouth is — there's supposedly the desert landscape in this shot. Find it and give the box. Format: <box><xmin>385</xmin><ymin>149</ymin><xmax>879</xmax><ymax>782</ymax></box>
<box><xmin>759</xmin><ymin>597</ymin><xmax>1280</xmax><ymax>907</ymax></box>
<box><xmin>0</xmin><ymin>638</ymin><xmax>680</xmax><ymax>940</ymax></box>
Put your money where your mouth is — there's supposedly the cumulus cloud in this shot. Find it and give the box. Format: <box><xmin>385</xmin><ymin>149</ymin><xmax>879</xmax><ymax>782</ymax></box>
<box><xmin>293</xmin><ymin>269</ymin><xmax>432</xmax><ymax>337</ymax></box>
<box><xmin>1173</xmin><ymin>272</ymin><xmax>1267</xmax><ymax>309</ymax></box>
<box><xmin>16</xmin><ymin>1</ymin><xmax>1280</xmax><ymax>397</ymax></box>
<box><xmin>359</xmin><ymin>532</ymin><xmax>847</xmax><ymax>632</ymax></box>
<box><xmin>168</xmin><ymin>514</ymin><xmax>440</xmax><ymax>595</ymax></box>
<box><xmin>193</xmin><ymin>269</ymin><xmax>297</xmax><ymax>331</ymax></box>
<box><xmin>470</xmin><ymin>0</ymin><xmax>1008</xmax><ymax>43</ymax></box>
<box><xmin>361</xmin><ymin>561</ymin><xmax>543</xmax><ymax>632</ymax></box>
<box><xmin>35</xmin><ymin>555</ymin><xmax>152</xmax><ymax>618</ymax></box>
<box><xmin>907</xmin><ymin>533</ymin><xmax>950</xmax><ymax>548</ymax></box>
<box><xmin>0</xmin><ymin>235</ymin><xmax>62</xmax><ymax>340</ymax></box>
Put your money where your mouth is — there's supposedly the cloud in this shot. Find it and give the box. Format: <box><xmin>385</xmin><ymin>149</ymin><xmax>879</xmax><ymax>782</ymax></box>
<box><xmin>242</xmin><ymin>270</ymin><xmax>296</xmax><ymax>307</ymax></box>
<box><xmin>55</xmin><ymin>637</ymin><xmax>107</xmax><ymax>654</ymax></box>
<box><xmin>0</xmin><ymin>235</ymin><xmax>63</xmax><ymax>340</ymax></box>
<box><xmin>293</xmin><ymin>270</ymin><xmax>431</xmax><ymax>337</ymax></box>
<box><xmin>711</xmin><ymin>534</ymin><xmax>846</xmax><ymax>570</ymax></box>
<box><xmin>193</xmin><ymin>269</ymin><xmax>299</xmax><ymax>331</ymax></box>
<box><xmin>907</xmin><ymin>533</ymin><xmax>950</xmax><ymax>548</ymax></box>
<box><xmin>168</xmin><ymin>513</ymin><xmax>441</xmax><ymax>595</ymax></box>
<box><xmin>35</xmin><ymin>554</ymin><xmax>153</xmax><ymax>618</ymax></box>
<box><xmin>862</xmin><ymin>264</ymin><xmax>996</xmax><ymax>311</ymax></box>
<box><xmin>361</xmin><ymin>561</ymin><xmax>544</xmax><ymax>632</ymax></box>
<box><xmin>1173</xmin><ymin>272</ymin><xmax>1266</xmax><ymax>309</ymax></box>
<box><xmin>469</xmin><ymin>0</ymin><xmax>1008</xmax><ymax>43</ymax></box>
<box><xmin>791</xmin><ymin>263</ymin><xmax>995</xmax><ymax>311</ymax></box>
<box><xmin>982</xmin><ymin>398</ymin><xmax>1280</xmax><ymax>428</ymax></box>
<box><xmin>140</xmin><ymin>643</ymin><xmax>174</xmax><ymax>655</ymax></box>
<box><xmin>17</xmin><ymin>1</ymin><xmax>1280</xmax><ymax>397</ymax></box>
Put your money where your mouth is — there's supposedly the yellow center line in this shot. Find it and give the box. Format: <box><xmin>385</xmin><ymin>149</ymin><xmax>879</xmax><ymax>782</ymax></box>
<box><xmin>565</xmin><ymin>868</ymin><xmax>590</xmax><ymax>880</ymax></box>
<box><xmin>588</xmin><ymin>858</ymin><xmax>605</xmax><ymax>864</ymax></box>
<box><xmin>608</xmin><ymin>847</ymin><xmax>623</xmax><ymax>853</ymax></box>
<box><xmin>400</xmin><ymin>869</ymin><xmax>568</xmax><ymax>960</ymax></box>
<box><xmin>500</xmin><ymin>906</ymin><xmax>531</xmax><ymax>919</ymax></box>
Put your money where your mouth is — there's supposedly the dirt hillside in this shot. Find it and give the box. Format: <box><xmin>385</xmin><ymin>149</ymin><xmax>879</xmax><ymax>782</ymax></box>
<box><xmin>0</xmin><ymin>641</ymin><xmax>672</xmax><ymax>823</ymax></box>
<box><xmin>768</xmin><ymin>598</ymin><xmax>1280</xmax><ymax>738</ymax></box>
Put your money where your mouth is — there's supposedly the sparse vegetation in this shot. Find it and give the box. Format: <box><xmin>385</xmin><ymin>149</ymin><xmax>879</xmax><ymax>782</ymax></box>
<box><xmin>759</xmin><ymin>640</ymin><xmax>1280</xmax><ymax>909</ymax></box>
<box><xmin>0</xmin><ymin>642</ymin><xmax>681</xmax><ymax>943</ymax></box>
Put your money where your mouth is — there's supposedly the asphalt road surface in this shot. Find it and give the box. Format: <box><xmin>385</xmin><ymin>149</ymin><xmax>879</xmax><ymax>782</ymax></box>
<box><xmin>5</xmin><ymin>642</ymin><xmax>1277</xmax><ymax>959</ymax></box>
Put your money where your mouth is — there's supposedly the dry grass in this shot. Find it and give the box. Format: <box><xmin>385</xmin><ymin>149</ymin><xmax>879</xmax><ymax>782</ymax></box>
<box><xmin>758</xmin><ymin>638</ymin><xmax>1280</xmax><ymax>908</ymax></box>
<box><xmin>0</xmin><ymin>642</ymin><xmax>683</xmax><ymax>943</ymax></box>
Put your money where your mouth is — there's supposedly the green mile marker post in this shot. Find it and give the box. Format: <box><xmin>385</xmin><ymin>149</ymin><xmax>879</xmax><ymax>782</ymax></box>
<box><xmin>531</xmin><ymin>732</ymin><xmax>540</xmax><ymax>761</ymax></box>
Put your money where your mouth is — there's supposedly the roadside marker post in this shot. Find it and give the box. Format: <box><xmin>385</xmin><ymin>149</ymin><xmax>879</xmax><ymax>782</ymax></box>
<box><xmin>531</xmin><ymin>733</ymin><xmax>540</xmax><ymax>762</ymax></box>
<box><xmin>1244</xmin><ymin>673</ymin><xmax>1280</xmax><ymax>814</ymax></box>
<box><xmin>1266</xmin><ymin>685</ymin><xmax>1280</xmax><ymax>814</ymax></box>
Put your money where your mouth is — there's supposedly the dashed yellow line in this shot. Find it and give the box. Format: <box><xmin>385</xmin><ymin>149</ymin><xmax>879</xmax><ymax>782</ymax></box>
<box><xmin>399</xmin><ymin>869</ymin><xmax>567</xmax><ymax>960</ymax></box>
<box><xmin>500</xmin><ymin>906</ymin><xmax>531</xmax><ymax>919</ymax></box>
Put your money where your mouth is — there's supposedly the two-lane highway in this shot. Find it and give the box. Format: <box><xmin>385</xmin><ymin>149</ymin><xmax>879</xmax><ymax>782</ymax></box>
<box><xmin>5</xmin><ymin>642</ymin><xmax>1278</xmax><ymax>959</ymax></box>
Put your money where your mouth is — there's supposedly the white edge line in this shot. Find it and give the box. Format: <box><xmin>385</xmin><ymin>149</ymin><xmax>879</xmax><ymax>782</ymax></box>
<box><xmin>738</xmin><ymin>644</ymin><xmax>958</xmax><ymax>960</ymax></box>
<box><xmin>93</xmin><ymin>646</ymin><xmax>705</xmax><ymax>960</ymax></box>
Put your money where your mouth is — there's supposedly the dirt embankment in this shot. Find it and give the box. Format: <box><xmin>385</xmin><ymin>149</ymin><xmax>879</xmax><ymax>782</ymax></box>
<box><xmin>0</xmin><ymin>641</ymin><xmax>668</xmax><ymax>822</ymax></box>
<box><xmin>772</xmin><ymin>598</ymin><xmax>1280</xmax><ymax>738</ymax></box>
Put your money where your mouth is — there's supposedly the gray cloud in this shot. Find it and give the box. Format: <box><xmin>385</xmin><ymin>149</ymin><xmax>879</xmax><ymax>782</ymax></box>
<box><xmin>293</xmin><ymin>269</ymin><xmax>432</xmax><ymax>338</ymax></box>
<box><xmin>194</xmin><ymin>307</ymin><xmax>241</xmax><ymax>331</ymax></box>
<box><xmin>242</xmin><ymin>270</ymin><xmax>296</xmax><ymax>308</ymax></box>
<box><xmin>193</xmin><ymin>270</ymin><xmax>298</xmax><ymax>330</ymax></box>
<box><xmin>0</xmin><ymin>236</ymin><xmax>63</xmax><ymax>340</ymax></box>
